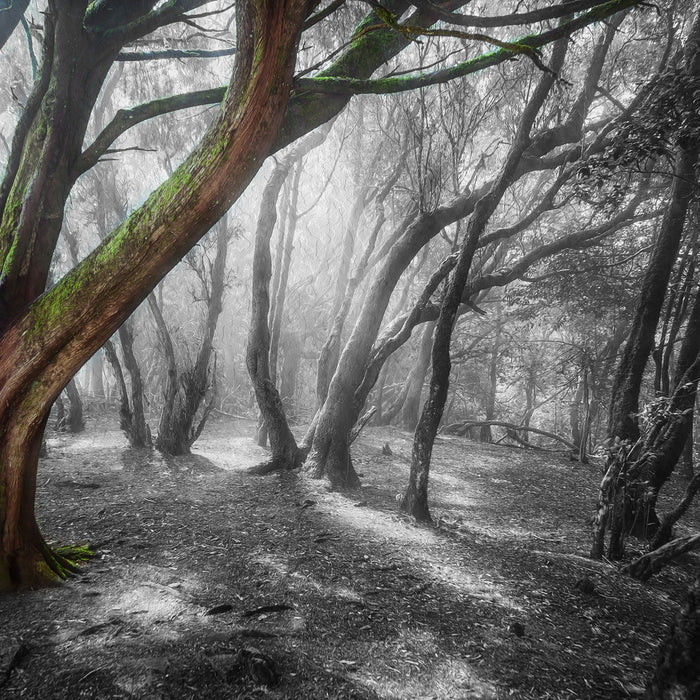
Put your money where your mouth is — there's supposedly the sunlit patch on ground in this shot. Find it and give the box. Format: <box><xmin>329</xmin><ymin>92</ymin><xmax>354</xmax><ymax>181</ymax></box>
<box><xmin>196</xmin><ymin>436</ymin><xmax>269</xmax><ymax>471</ymax></box>
<box><xmin>352</xmin><ymin>626</ymin><xmax>499</xmax><ymax>699</ymax></box>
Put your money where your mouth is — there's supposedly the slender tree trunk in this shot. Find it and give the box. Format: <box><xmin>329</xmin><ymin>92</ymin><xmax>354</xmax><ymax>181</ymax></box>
<box><xmin>480</xmin><ymin>319</ymin><xmax>502</xmax><ymax>443</ymax></box>
<box><xmin>608</xmin><ymin>148</ymin><xmax>699</xmax><ymax>441</ymax></box>
<box><xmin>401</xmin><ymin>321</ymin><xmax>434</xmax><ymax>430</ymax></box>
<box><xmin>117</xmin><ymin>321</ymin><xmax>151</xmax><ymax>448</ymax></box>
<box><xmin>570</xmin><ymin>376</ymin><xmax>585</xmax><ymax>451</ymax></box>
<box><xmin>594</xmin><ymin>284</ymin><xmax>700</xmax><ymax>557</ymax></box>
<box><xmin>592</xmin><ymin>13</ymin><xmax>700</xmax><ymax>559</ymax></box>
<box><xmin>153</xmin><ymin>226</ymin><xmax>230</xmax><ymax>455</ymax></box>
<box><xmin>280</xmin><ymin>332</ymin><xmax>302</xmax><ymax>419</ymax></box>
<box><xmin>248</xmin><ymin>127</ymin><xmax>329</xmax><ymax>470</ymax></box>
<box><xmin>401</xmin><ymin>28</ymin><xmax>569</xmax><ymax>522</ymax></box>
<box><xmin>103</xmin><ymin>338</ymin><xmax>137</xmax><ymax>442</ymax></box>
<box><xmin>89</xmin><ymin>351</ymin><xmax>105</xmax><ymax>400</ymax></box>
<box><xmin>64</xmin><ymin>378</ymin><xmax>85</xmax><ymax>433</ymax></box>
<box><xmin>247</xmin><ymin>164</ymin><xmax>302</xmax><ymax>471</ymax></box>
<box><xmin>269</xmin><ymin>161</ymin><xmax>302</xmax><ymax>385</ymax></box>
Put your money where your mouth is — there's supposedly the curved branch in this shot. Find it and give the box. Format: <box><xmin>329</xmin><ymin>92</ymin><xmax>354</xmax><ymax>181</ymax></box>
<box><xmin>76</xmin><ymin>87</ymin><xmax>225</xmax><ymax>174</ymax></box>
<box><xmin>295</xmin><ymin>0</ymin><xmax>642</xmax><ymax>96</ymax></box>
<box><xmin>85</xmin><ymin>1</ymin><xmax>216</xmax><ymax>43</ymax></box>
<box><xmin>116</xmin><ymin>47</ymin><xmax>235</xmax><ymax>61</ymax></box>
<box><xmin>441</xmin><ymin>420</ymin><xmax>577</xmax><ymax>450</ymax></box>
<box><xmin>304</xmin><ymin>0</ymin><xmax>346</xmax><ymax>29</ymax></box>
<box><xmin>623</xmin><ymin>532</ymin><xmax>700</xmax><ymax>581</ymax></box>
<box><xmin>468</xmin><ymin>202</ymin><xmax>660</xmax><ymax>296</ymax></box>
<box><xmin>406</xmin><ymin>0</ymin><xmax>612</xmax><ymax>28</ymax></box>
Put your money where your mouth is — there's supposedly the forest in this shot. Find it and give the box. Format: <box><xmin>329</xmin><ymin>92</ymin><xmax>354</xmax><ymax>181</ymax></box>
<box><xmin>1</xmin><ymin>0</ymin><xmax>700</xmax><ymax>698</ymax></box>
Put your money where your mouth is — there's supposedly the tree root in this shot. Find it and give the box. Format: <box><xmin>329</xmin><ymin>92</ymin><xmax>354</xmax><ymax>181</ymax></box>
<box><xmin>623</xmin><ymin>533</ymin><xmax>700</xmax><ymax>581</ymax></box>
<box><xmin>247</xmin><ymin>455</ymin><xmax>300</xmax><ymax>475</ymax></box>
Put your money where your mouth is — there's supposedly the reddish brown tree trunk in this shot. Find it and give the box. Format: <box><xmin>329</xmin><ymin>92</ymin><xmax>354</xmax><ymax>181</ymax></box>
<box><xmin>0</xmin><ymin>0</ymin><xmax>309</xmax><ymax>589</ymax></box>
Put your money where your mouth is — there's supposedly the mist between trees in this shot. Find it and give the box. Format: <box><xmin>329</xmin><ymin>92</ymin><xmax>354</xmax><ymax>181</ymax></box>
<box><xmin>1</xmin><ymin>0</ymin><xmax>700</xmax><ymax>695</ymax></box>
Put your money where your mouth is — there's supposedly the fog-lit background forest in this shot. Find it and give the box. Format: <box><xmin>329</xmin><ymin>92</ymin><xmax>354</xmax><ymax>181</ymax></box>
<box><xmin>1</xmin><ymin>1</ymin><xmax>700</xmax><ymax>698</ymax></box>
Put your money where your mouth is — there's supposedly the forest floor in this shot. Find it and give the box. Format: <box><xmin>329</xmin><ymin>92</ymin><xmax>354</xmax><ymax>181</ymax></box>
<box><xmin>1</xmin><ymin>408</ymin><xmax>699</xmax><ymax>700</ymax></box>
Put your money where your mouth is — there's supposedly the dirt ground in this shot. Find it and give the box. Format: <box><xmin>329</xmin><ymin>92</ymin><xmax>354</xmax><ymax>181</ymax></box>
<box><xmin>1</xmin><ymin>407</ymin><xmax>699</xmax><ymax>700</ymax></box>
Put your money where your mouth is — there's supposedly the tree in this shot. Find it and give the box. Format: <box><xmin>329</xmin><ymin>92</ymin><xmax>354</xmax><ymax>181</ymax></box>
<box><xmin>592</xmin><ymin>9</ymin><xmax>700</xmax><ymax>559</ymax></box>
<box><xmin>0</xmin><ymin>0</ymin><xmax>645</xmax><ymax>589</ymax></box>
<box><xmin>0</xmin><ymin>0</ymin><xmax>309</xmax><ymax>589</ymax></box>
<box><xmin>402</xmin><ymin>19</ymin><xmax>572</xmax><ymax>522</ymax></box>
<box><xmin>305</xmin><ymin>5</ymin><xmax>642</xmax><ymax>489</ymax></box>
<box><xmin>246</xmin><ymin>126</ymin><xmax>331</xmax><ymax>472</ymax></box>
<box><xmin>151</xmin><ymin>222</ymin><xmax>230</xmax><ymax>455</ymax></box>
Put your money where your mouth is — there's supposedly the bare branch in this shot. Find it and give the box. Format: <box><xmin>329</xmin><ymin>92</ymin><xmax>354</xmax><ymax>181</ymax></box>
<box><xmin>405</xmin><ymin>0</ymin><xmax>613</xmax><ymax>28</ymax></box>
<box><xmin>117</xmin><ymin>47</ymin><xmax>235</xmax><ymax>61</ymax></box>
<box><xmin>304</xmin><ymin>0</ymin><xmax>347</xmax><ymax>29</ymax></box>
<box><xmin>77</xmin><ymin>87</ymin><xmax>225</xmax><ymax>175</ymax></box>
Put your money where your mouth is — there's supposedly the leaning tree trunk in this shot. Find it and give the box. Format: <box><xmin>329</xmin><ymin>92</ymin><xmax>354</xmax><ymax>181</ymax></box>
<box><xmin>248</xmin><ymin>126</ymin><xmax>329</xmax><ymax>471</ymax></box>
<box><xmin>153</xmin><ymin>225</ymin><xmax>230</xmax><ymax>455</ymax></box>
<box><xmin>0</xmin><ymin>0</ymin><xmax>308</xmax><ymax>589</ymax></box>
<box><xmin>401</xmin><ymin>26</ymin><xmax>569</xmax><ymax>522</ymax></box>
<box><xmin>607</xmin><ymin>130</ymin><xmax>700</xmax><ymax>440</ymax></box>
<box><xmin>64</xmin><ymin>378</ymin><xmax>85</xmax><ymax>433</ymax></box>
<box><xmin>593</xmin><ymin>283</ymin><xmax>700</xmax><ymax>558</ymax></box>
<box><xmin>305</xmin><ymin>206</ymin><xmax>453</xmax><ymax>487</ymax></box>
<box><xmin>592</xmin><ymin>13</ymin><xmax>700</xmax><ymax>560</ymax></box>
<box><xmin>400</xmin><ymin>321</ymin><xmax>434</xmax><ymax>430</ymax></box>
<box><xmin>247</xmin><ymin>160</ymin><xmax>302</xmax><ymax>471</ymax></box>
<box><xmin>117</xmin><ymin>321</ymin><xmax>151</xmax><ymax>448</ymax></box>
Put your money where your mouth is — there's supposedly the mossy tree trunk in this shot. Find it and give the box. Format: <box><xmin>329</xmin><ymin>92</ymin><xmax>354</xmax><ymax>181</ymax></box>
<box><xmin>0</xmin><ymin>0</ymin><xmax>647</xmax><ymax>589</ymax></box>
<box><xmin>0</xmin><ymin>0</ymin><xmax>310</xmax><ymax>590</ymax></box>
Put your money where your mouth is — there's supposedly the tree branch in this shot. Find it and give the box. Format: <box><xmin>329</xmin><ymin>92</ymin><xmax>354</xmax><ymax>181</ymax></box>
<box><xmin>295</xmin><ymin>0</ymin><xmax>642</xmax><ymax>96</ymax></box>
<box><xmin>77</xmin><ymin>87</ymin><xmax>225</xmax><ymax>175</ymax></box>
<box><xmin>0</xmin><ymin>0</ymin><xmax>29</xmax><ymax>52</ymax></box>
<box><xmin>304</xmin><ymin>0</ymin><xmax>347</xmax><ymax>29</ymax></box>
<box><xmin>116</xmin><ymin>47</ymin><xmax>235</xmax><ymax>61</ymax></box>
<box><xmin>405</xmin><ymin>0</ymin><xmax>613</xmax><ymax>28</ymax></box>
<box><xmin>89</xmin><ymin>1</ymin><xmax>219</xmax><ymax>44</ymax></box>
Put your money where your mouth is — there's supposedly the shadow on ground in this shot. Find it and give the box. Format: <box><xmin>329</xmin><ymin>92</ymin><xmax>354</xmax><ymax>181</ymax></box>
<box><xmin>1</xmin><ymin>415</ymin><xmax>698</xmax><ymax>699</ymax></box>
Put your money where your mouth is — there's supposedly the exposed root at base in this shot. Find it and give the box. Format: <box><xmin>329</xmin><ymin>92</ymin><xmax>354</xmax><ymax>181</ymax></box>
<box><xmin>247</xmin><ymin>457</ymin><xmax>300</xmax><ymax>476</ymax></box>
